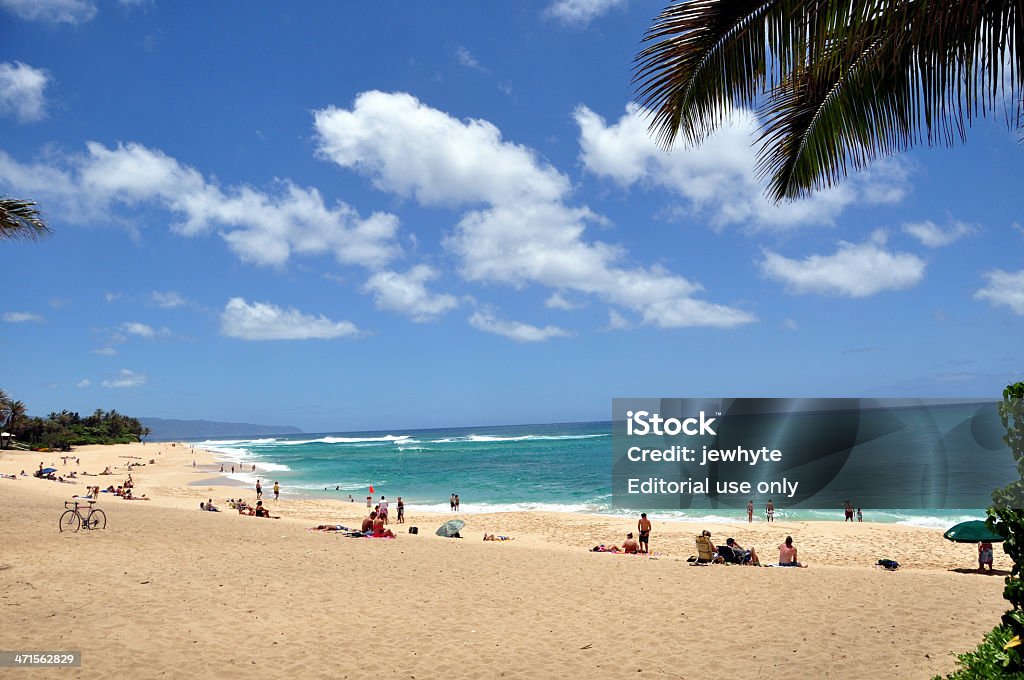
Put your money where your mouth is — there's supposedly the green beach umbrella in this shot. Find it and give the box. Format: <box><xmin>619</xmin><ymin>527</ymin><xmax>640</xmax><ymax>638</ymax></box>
<box><xmin>942</xmin><ymin>520</ymin><xmax>1004</xmax><ymax>543</ymax></box>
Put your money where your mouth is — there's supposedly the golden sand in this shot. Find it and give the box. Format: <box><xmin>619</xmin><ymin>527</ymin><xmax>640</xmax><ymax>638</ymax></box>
<box><xmin>0</xmin><ymin>442</ymin><xmax>1010</xmax><ymax>679</ymax></box>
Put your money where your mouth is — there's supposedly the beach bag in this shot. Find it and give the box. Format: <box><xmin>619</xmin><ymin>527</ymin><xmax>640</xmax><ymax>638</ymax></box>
<box><xmin>408</xmin><ymin>527</ymin><xmax>418</xmax><ymax>535</ymax></box>
<box><xmin>877</xmin><ymin>559</ymin><xmax>900</xmax><ymax>571</ymax></box>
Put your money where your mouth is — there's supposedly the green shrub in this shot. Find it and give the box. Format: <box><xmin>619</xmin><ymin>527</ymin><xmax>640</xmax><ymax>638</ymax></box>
<box><xmin>936</xmin><ymin>624</ymin><xmax>1024</xmax><ymax>679</ymax></box>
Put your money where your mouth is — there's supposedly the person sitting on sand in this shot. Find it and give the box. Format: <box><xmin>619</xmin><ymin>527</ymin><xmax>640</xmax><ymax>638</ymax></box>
<box><xmin>778</xmin><ymin>536</ymin><xmax>807</xmax><ymax>567</ymax></box>
<box><xmin>372</xmin><ymin>514</ymin><xmax>395</xmax><ymax>538</ymax></box>
<box><xmin>205</xmin><ymin>498</ymin><xmax>219</xmax><ymax>512</ymax></box>
<box><xmin>622</xmin><ymin>532</ymin><xmax>640</xmax><ymax>554</ymax></box>
<box><xmin>725</xmin><ymin>538</ymin><xmax>760</xmax><ymax>566</ymax></box>
<box><xmin>979</xmin><ymin>541</ymin><xmax>995</xmax><ymax>572</ymax></box>
<box><xmin>253</xmin><ymin>501</ymin><xmax>278</xmax><ymax>519</ymax></box>
<box><xmin>361</xmin><ymin>511</ymin><xmax>377</xmax><ymax>534</ymax></box>
<box><xmin>483</xmin><ymin>534</ymin><xmax>513</xmax><ymax>541</ymax></box>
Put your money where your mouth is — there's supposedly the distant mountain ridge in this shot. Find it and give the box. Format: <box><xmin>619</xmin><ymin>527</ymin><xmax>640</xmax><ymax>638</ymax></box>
<box><xmin>140</xmin><ymin>417</ymin><xmax>303</xmax><ymax>440</ymax></box>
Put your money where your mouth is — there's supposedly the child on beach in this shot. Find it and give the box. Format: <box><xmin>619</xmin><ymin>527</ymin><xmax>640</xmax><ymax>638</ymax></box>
<box><xmin>979</xmin><ymin>541</ymin><xmax>994</xmax><ymax>572</ymax></box>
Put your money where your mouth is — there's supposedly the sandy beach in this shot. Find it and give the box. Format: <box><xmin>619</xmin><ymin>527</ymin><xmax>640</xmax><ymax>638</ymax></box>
<box><xmin>0</xmin><ymin>442</ymin><xmax>1010</xmax><ymax>679</ymax></box>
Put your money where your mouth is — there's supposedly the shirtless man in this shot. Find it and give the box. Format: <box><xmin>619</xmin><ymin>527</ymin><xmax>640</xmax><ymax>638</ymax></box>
<box><xmin>766</xmin><ymin>499</ymin><xmax>775</xmax><ymax>522</ymax></box>
<box><xmin>255</xmin><ymin>479</ymin><xmax>262</xmax><ymax>500</ymax></box>
<box><xmin>637</xmin><ymin>513</ymin><xmax>652</xmax><ymax>554</ymax></box>
<box><xmin>747</xmin><ymin>500</ymin><xmax>754</xmax><ymax>523</ymax></box>
<box><xmin>622</xmin><ymin>532</ymin><xmax>640</xmax><ymax>554</ymax></box>
<box><xmin>361</xmin><ymin>511</ymin><xmax>377</xmax><ymax>533</ymax></box>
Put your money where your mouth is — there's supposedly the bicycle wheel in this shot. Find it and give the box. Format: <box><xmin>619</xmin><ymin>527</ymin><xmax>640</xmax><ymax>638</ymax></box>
<box><xmin>59</xmin><ymin>510</ymin><xmax>81</xmax><ymax>533</ymax></box>
<box><xmin>87</xmin><ymin>509</ymin><xmax>106</xmax><ymax>530</ymax></box>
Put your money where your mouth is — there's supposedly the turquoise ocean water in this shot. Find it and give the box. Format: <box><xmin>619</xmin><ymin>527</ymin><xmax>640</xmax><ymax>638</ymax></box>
<box><xmin>193</xmin><ymin>414</ymin><xmax>1006</xmax><ymax>529</ymax></box>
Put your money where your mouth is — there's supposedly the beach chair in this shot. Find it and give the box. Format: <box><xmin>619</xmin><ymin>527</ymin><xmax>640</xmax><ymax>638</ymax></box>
<box><xmin>717</xmin><ymin>544</ymin><xmax>742</xmax><ymax>564</ymax></box>
<box><xmin>694</xmin><ymin>535</ymin><xmax>723</xmax><ymax>564</ymax></box>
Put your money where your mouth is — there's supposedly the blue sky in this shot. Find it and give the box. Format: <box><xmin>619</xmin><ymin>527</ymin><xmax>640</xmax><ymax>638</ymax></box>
<box><xmin>1</xmin><ymin>0</ymin><xmax>1022</xmax><ymax>432</ymax></box>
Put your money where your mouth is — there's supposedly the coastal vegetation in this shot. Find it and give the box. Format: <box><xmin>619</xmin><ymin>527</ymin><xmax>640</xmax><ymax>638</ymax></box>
<box><xmin>0</xmin><ymin>388</ymin><xmax>149</xmax><ymax>450</ymax></box>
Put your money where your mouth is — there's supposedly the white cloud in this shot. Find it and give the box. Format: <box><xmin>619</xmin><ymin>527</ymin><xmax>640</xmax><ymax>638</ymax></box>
<box><xmin>545</xmin><ymin>292</ymin><xmax>584</xmax><ymax>310</ymax></box>
<box><xmin>0</xmin><ymin>61</ymin><xmax>50</xmax><ymax>122</ymax></box>
<box><xmin>902</xmin><ymin>219</ymin><xmax>976</xmax><ymax>248</ymax></box>
<box><xmin>76</xmin><ymin>379</ymin><xmax>90</xmax><ymax>388</ymax></box>
<box><xmin>104</xmin><ymin>292</ymin><xmax>122</xmax><ymax>303</ymax></box>
<box><xmin>93</xmin><ymin>347</ymin><xmax>118</xmax><ymax>356</ymax></box>
<box><xmin>363</xmin><ymin>265</ymin><xmax>459</xmax><ymax>322</ymax></box>
<box><xmin>544</xmin><ymin>0</ymin><xmax>627</xmax><ymax>26</ymax></box>
<box><xmin>150</xmin><ymin>290</ymin><xmax>187</xmax><ymax>308</ymax></box>
<box><xmin>575</xmin><ymin>103</ymin><xmax>909</xmax><ymax>232</ymax></box>
<box><xmin>603</xmin><ymin>309</ymin><xmax>631</xmax><ymax>331</ymax></box>
<box><xmin>760</xmin><ymin>236</ymin><xmax>926</xmax><ymax>297</ymax></box>
<box><xmin>315</xmin><ymin>91</ymin><xmax>754</xmax><ymax>329</ymax></box>
<box><xmin>0</xmin><ymin>0</ymin><xmax>96</xmax><ymax>23</ymax></box>
<box><xmin>0</xmin><ymin>141</ymin><xmax>402</xmax><ymax>269</ymax></box>
<box><xmin>3</xmin><ymin>311</ymin><xmax>43</xmax><ymax>322</ymax></box>
<box><xmin>783</xmin><ymin>317</ymin><xmax>799</xmax><ymax>331</ymax></box>
<box><xmin>976</xmin><ymin>269</ymin><xmax>1024</xmax><ymax>314</ymax></box>
<box><xmin>469</xmin><ymin>309</ymin><xmax>571</xmax><ymax>342</ymax></box>
<box><xmin>220</xmin><ymin>297</ymin><xmax>360</xmax><ymax>341</ymax></box>
<box><xmin>119</xmin><ymin>321</ymin><xmax>169</xmax><ymax>338</ymax></box>
<box><xmin>102</xmin><ymin>369</ymin><xmax>146</xmax><ymax>388</ymax></box>
<box><xmin>456</xmin><ymin>46</ymin><xmax>486</xmax><ymax>72</ymax></box>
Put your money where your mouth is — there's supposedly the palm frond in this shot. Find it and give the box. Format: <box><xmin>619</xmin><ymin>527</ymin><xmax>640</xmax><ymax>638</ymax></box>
<box><xmin>0</xmin><ymin>197</ymin><xmax>51</xmax><ymax>241</ymax></box>
<box><xmin>634</xmin><ymin>0</ymin><xmax>811</xmax><ymax>148</ymax></box>
<box><xmin>635</xmin><ymin>0</ymin><xmax>1024</xmax><ymax>201</ymax></box>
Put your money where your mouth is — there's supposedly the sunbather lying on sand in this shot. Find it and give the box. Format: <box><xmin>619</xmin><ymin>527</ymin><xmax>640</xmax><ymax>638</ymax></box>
<box><xmin>483</xmin><ymin>534</ymin><xmax>513</xmax><ymax>541</ymax></box>
<box><xmin>311</xmin><ymin>524</ymin><xmax>350</xmax><ymax>532</ymax></box>
<box><xmin>591</xmin><ymin>544</ymin><xmax>621</xmax><ymax>553</ymax></box>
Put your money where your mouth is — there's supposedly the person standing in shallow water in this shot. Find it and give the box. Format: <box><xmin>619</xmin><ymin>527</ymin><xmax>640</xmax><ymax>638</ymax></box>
<box><xmin>455</xmin><ymin>494</ymin><xmax>460</xmax><ymax>511</ymax></box>
<box><xmin>450</xmin><ymin>493</ymin><xmax>456</xmax><ymax>511</ymax></box>
<box><xmin>747</xmin><ymin>500</ymin><xmax>754</xmax><ymax>523</ymax></box>
<box><xmin>766</xmin><ymin>499</ymin><xmax>774</xmax><ymax>522</ymax></box>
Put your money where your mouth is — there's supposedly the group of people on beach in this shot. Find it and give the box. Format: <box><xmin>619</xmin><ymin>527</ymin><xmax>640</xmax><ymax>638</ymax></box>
<box><xmin>595</xmin><ymin>513</ymin><xmax>807</xmax><ymax>567</ymax></box>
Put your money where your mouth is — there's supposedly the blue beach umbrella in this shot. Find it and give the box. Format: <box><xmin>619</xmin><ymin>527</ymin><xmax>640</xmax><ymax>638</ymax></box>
<box><xmin>40</xmin><ymin>467</ymin><xmax>58</xmax><ymax>474</ymax></box>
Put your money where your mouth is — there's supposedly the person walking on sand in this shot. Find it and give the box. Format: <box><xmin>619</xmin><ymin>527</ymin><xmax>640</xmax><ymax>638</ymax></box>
<box><xmin>637</xmin><ymin>513</ymin><xmax>652</xmax><ymax>554</ymax></box>
<box><xmin>256</xmin><ymin>479</ymin><xmax>262</xmax><ymax>500</ymax></box>
<box><xmin>397</xmin><ymin>496</ymin><xmax>405</xmax><ymax>524</ymax></box>
<box><xmin>379</xmin><ymin>496</ymin><xmax>389</xmax><ymax>523</ymax></box>
<box><xmin>766</xmin><ymin>499</ymin><xmax>775</xmax><ymax>522</ymax></box>
<box><xmin>747</xmin><ymin>499</ymin><xmax>754</xmax><ymax>523</ymax></box>
<box><xmin>273</xmin><ymin>481</ymin><xmax>280</xmax><ymax>501</ymax></box>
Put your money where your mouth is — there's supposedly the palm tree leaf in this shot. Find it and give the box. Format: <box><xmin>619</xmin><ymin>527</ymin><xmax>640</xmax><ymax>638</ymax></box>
<box><xmin>635</xmin><ymin>0</ymin><xmax>1024</xmax><ymax>201</ymax></box>
<box><xmin>634</xmin><ymin>0</ymin><xmax>814</xmax><ymax>148</ymax></box>
<box><xmin>0</xmin><ymin>197</ymin><xmax>51</xmax><ymax>241</ymax></box>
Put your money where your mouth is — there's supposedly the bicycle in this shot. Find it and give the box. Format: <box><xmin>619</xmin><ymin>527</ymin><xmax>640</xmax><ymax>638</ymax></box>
<box><xmin>59</xmin><ymin>499</ymin><xmax>107</xmax><ymax>532</ymax></box>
